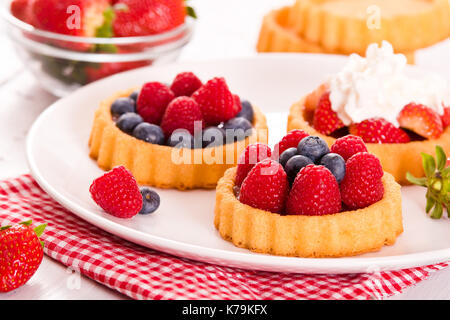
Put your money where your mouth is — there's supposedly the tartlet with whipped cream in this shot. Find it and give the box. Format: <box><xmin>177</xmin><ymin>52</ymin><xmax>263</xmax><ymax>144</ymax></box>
<box><xmin>288</xmin><ymin>42</ymin><xmax>450</xmax><ymax>184</ymax></box>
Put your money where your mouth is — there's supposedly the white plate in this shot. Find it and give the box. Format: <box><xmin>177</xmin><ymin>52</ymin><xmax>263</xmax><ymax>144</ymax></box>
<box><xmin>27</xmin><ymin>54</ymin><xmax>450</xmax><ymax>274</ymax></box>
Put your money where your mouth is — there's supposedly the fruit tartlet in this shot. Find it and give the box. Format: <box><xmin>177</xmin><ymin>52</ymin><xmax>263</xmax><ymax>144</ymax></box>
<box><xmin>89</xmin><ymin>72</ymin><xmax>268</xmax><ymax>190</ymax></box>
<box><xmin>288</xmin><ymin>42</ymin><xmax>450</xmax><ymax>184</ymax></box>
<box><xmin>214</xmin><ymin>134</ymin><xmax>403</xmax><ymax>258</ymax></box>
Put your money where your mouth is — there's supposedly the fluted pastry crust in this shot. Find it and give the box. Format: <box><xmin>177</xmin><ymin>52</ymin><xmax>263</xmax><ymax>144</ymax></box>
<box><xmin>287</xmin><ymin>85</ymin><xmax>450</xmax><ymax>185</ymax></box>
<box><xmin>256</xmin><ymin>6</ymin><xmax>416</xmax><ymax>64</ymax></box>
<box><xmin>89</xmin><ymin>89</ymin><xmax>268</xmax><ymax>190</ymax></box>
<box><xmin>214</xmin><ymin>167</ymin><xmax>403</xmax><ymax>258</ymax></box>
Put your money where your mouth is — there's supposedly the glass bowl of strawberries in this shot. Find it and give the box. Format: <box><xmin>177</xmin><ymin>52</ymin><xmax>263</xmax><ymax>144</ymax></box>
<box><xmin>2</xmin><ymin>0</ymin><xmax>196</xmax><ymax>97</ymax></box>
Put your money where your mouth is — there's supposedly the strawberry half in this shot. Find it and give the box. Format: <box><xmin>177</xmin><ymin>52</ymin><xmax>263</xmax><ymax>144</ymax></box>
<box><xmin>349</xmin><ymin>118</ymin><xmax>411</xmax><ymax>143</ymax></box>
<box><xmin>313</xmin><ymin>92</ymin><xmax>344</xmax><ymax>135</ymax></box>
<box><xmin>397</xmin><ymin>103</ymin><xmax>444</xmax><ymax>139</ymax></box>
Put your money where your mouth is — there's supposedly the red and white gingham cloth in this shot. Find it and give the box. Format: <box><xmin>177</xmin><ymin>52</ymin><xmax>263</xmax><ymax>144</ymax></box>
<box><xmin>0</xmin><ymin>174</ymin><xmax>448</xmax><ymax>300</ymax></box>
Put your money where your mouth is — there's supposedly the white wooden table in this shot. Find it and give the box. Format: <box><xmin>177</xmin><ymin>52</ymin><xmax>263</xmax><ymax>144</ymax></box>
<box><xmin>1</xmin><ymin>0</ymin><xmax>450</xmax><ymax>300</ymax></box>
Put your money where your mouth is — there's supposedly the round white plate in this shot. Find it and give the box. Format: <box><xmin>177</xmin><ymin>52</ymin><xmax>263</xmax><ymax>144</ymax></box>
<box><xmin>27</xmin><ymin>54</ymin><xmax>450</xmax><ymax>274</ymax></box>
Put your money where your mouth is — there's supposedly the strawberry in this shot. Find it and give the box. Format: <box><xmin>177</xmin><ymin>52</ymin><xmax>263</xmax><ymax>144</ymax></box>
<box><xmin>113</xmin><ymin>0</ymin><xmax>186</xmax><ymax>37</ymax></box>
<box><xmin>313</xmin><ymin>92</ymin><xmax>344</xmax><ymax>135</ymax></box>
<box><xmin>89</xmin><ymin>166</ymin><xmax>143</xmax><ymax>218</ymax></box>
<box><xmin>349</xmin><ymin>118</ymin><xmax>410</xmax><ymax>143</ymax></box>
<box><xmin>440</xmin><ymin>106</ymin><xmax>450</xmax><ymax>128</ymax></box>
<box><xmin>340</xmin><ymin>152</ymin><xmax>384</xmax><ymax>210</ymax></box>
<box><xmin>273</xmin><ymin>129</ymin><xmax>310</xmax><ymax>160</ymax></box>
<box><xmin>85</xmin><ymin>60</ymin><xmax>151</xmax><ymax>83</ymax></box>
<box><xmin>286</xmin><ymin>165</ymin><xmax>341</xmax><ymax>216</ymax></box>
<box><xmin>239</xmin><ymin>159</ymin><xmax>289</xmax><ymax>214</ymax></box>
<box><xmin>136</xmin><ymin>82</ymin><xmax>175</xmax><ymax>124</ymax></box>
<box><xmin>160</xmin><ymin>96</ymin><xmax>204</xmax><ymax>136</ymax></box>
<box><xmin>235</xmin><ymin>143</ymin><xmax>272</xmax><ymax>187</ymax></box>
<box><xmin>10</xmin><ymin>0</ymin><xmax>35</xmax><ymax>24</ymax></box>
<box><xmin>397</xmin><ymin>103</ymin><xmax>444</xmax><ymax>139</ymax></box>
<box><xmin>330</xmin><ymin>135</ymin><xmax>368</xmax><ymax>161</ymax></box>
<box><xmin>0</xmin><ymin>220</ymin><xmax>46</xmax><ymax>292</ymax></box>
<box><xmin>170</xmin><ymin>72</ymin><xmax>202</xmax><ymax>97</ymax></box>
<box><xmin>192</xmin><ymin>77</ymin><xmax>238</xmax><ymax>125</ymax></box>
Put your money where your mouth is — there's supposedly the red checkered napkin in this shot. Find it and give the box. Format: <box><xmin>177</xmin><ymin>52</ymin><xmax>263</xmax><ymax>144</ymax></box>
<box><xmin>0</xmin><ymin>175</ymin><xmax>448</xmax><ymax>300</ymax></box>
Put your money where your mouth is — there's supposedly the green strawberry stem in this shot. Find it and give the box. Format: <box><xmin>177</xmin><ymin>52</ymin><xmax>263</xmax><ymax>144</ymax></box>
<box><xmin>406</xmin><ymin>145</ymin><xmax>449</xmax><ymax>219</ymax></box>
<box><xmin>1</xmin><ymin>220</ymin><xmax>47</xmax><ymax>247</ymax></box>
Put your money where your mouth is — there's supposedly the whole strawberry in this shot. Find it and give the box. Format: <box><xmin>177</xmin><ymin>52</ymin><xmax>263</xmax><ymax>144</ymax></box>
<box><xmin>137</xmin><ymin>82</ymin><xmax>175</xmax><ymax>124</ymax></box>
<box><xmin>286</xmin><ymin>165</ymin><xmax>341</xmax><ymax>216</ymax></box>
<box><xmin>0</xmin><ymin>220</ymin><xmax>46</xmax><ymax>292</ymax></box>
<box><xmin>340</xmin><ymin>152</ymin><xmax>384</xmax><ymax>210</ymax></box>
<box><xmin>192</xmin><ymin>77</ymin><xmax>238</xmax><ymax>125</ymax></box>
<box><xmin>273</xmin><ymin>129</ymin><xmax>310</xmax><ymax>160</ymax></box>
<box><xmin>398</xmin><ymin>103</ymin><xmax>443</xmax><ymax>139</ymax></box>
<box><xmin>349</xmin><ymin>118</ymin><xmax>410</xmax><ymax>143</ymax></box>
<box><xmin>330</xmin><ymin>135</ymin><xmax>368</xmax><ymax>161</ymax></box>
<box><xmin>239</xmin><ymin>159</ymin><xmax>289</xmax><ymax>214</ymax></box>
<box><xmin>160</xmin><ymin>96</ymin><xmax>204</xmax><ymax>136</ymax></box>
<box><xmin>170</xmin><ymin>72</ymin><xmax>202</xmax><ymax>97</ymax></box>
<box><xmin>235</xmin><ymin>143</ymin><xmax>272</xmax><ymax>187</ymax></box>
<box><xmin>89</xmin><ymin>166</ymin><xmax>143</xmax><ymax>218</ymax></box>
<box><xmin>313</xmin><ymin>92</ymin><xmax>344</xmax><ymax>135</ymax></box>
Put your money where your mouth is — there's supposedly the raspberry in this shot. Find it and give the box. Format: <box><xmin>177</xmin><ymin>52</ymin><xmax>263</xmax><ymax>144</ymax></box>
<box><xmin>192</xmin><ymin>77</ymin><xmax>238</xmax><ymax>125</ymax></box>
<box><xmin>160</xmin><ymin>96</ymin><xmax>204</xmax><ymax>136</ymax></box>
<box><xmin>233</xmin><ymin>94</ymin><xmax>242</xmax><ymax>115</ymax></box>
<box><xmin>349</xmin><ymin>118</ymin><xmax>410</xmax><ymax>143</ymax></box>
<box><xmin>442</xmin><ymin>106</ymin><xmax>450</xmax><ymax>128</ymax></box>
<box><xmin>273</xmin><ymin>129</ymin><xmax>310</xmax><ymax>160</ymax></box>
<box><xmin>313</xmin><ymin>92</ymin><xmax>345</xmax><ymax>135</ymax></box>
<box><xmin>170</xmin><ymin>72</ymin><xmax>203</xmax><ymax>97</ymax></box>
<box><xmin>340</xmin><ymin>152</ymin><xmax>384</xmax><ymax>210</ymax></box>
<box><xmin>330</xmin><ymin>135</ymin><xmax>368</xmax><ymax>161</ymax></box>
<box><xmin>89</xmin><ymin>166</ymin><xmax>143</xmax><ymax>219</ymax></box>
<box><xmin>137</xmin><ymin>82</ymin><xmax>175</xmax><ymax>124</ymax></box>
<box><xmin>239</xmin><ymin>159</ymin><xmax>289</xmax><ymax>214</ymax></box>
<box><xmin>235</xmin><ymin>143</ymin><xmax>272</xmax><ymax>187</ymax></box>
<box><xmin>286</xmin><ymin>165</ymin><xmax>341</xmax><ymax>216</ymax></box>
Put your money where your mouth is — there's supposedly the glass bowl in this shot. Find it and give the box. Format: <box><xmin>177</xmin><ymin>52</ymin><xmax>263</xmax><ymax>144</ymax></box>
<box><xmin>1</xmin><ymin>0</ymin><xmax>194</xmax><ymax>97</ymax></box>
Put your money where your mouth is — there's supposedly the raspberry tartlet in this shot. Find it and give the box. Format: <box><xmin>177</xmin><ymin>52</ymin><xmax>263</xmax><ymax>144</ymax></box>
<box><xmin>89</xmin><ymin>72</ymin><xmax>268</xmax><ymax>190</ymax></box>
<box><xmin>214</xmin><ymin>134</ymin><xmax>403</xmax><ymax>258</ymax></box>
<box><xmin>288</xmin><ymin>42</ymin><xmax>450</xmax><ymax>184</ymax></box>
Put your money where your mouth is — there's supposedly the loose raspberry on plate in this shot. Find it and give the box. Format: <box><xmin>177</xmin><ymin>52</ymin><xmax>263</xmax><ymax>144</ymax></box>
<box><xmin>160</xmin><ymin>96</ymin><xmax>204</xmax><ymax>136</ymax></box>
<box><xmin>273</xmin><ymin>129</ymin><xmax>310</xmax><ymax>160</ymax></box>
<box><xmin>235</xmin><ymin>143</ymin><xmax>272</xmax><ymax>187</ymax></box>
<box><xmin>137</xmin><ymin>82</ymin><xmax>175</xmax><ymax>124</ymax></box>
<box><xmin>192</xmin><ymin>77</ymin><xmax>238</xmax><ymax>125</ymax></box>
<box><xmin>397</xmin><ymin>103</ymin><xmax>444</xmax><ymax>139</ymax></box>
<box><xmin>330</xmin><ymin>135</ymin><xmax>368</xmax><ymax>161</ymax></box>
<box><xmin>349</xmin><ymin>118</ymin><xmax>410</xmax><ymax>143</ymax></box>
<box><xmin>89</xmin><ymin>166</ymin><xmax>143</xmax><ymax>219</ymax></box>
<box><xmin>340</xmin><ymin>152</ymin><xmax>384</xmax><ymax>210</ymax></box>
<box><xmin>170</xmin><ymin>72</ymin><xmax>203</xmax><ymax>97</ymax></box>
<box><xmin>286</xmin><ymin>164</ymin><xmax>341</xmax><ymax>216</ymax></box>
<box><xmin>313</xmin><ymin>92</ymin><xmax>345</xmax><ymax>135</ymax></box>
<box><xmin>239</xmin><ymin>159</ymin><xmax>289</xmax><ymax>214</ymax></box>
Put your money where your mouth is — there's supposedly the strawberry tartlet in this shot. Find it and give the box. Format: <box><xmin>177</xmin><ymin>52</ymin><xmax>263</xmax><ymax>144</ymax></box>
<box><xmin>287</xmin><ymin>42</ymin><xmax>450</xmax><ymax>184</ymax></box>
<box><xmin>214</xmin><ymin>133</ymin><xmax>403</xmax><ymax>258</ymax></box>
<box><xmin>89</xmin><ymin>72</ymin><xmax>268</xmax><ymax>190</ymax></box>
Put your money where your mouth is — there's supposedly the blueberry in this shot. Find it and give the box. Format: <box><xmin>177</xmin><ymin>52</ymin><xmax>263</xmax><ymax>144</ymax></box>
<box><xmin>320</xmin><ymin>153</ymin><xmax>346</xmax><ymax>183</ymax></box>
<box><xmin>237</xmin><ymin>100</ymin><xmax>254</xmax><ymax>123</ymax></box>
<box><xmin>223</xmin><ymin>117</ymin><xmax>253</xmax><ymax>142</ymax></box>
<box><xmin>111</xmin><ymin>97</ymin><xmax>135</xmax><ymax>116</ymax></box>
<box><xmin>132</xmin><ymin>123</ymin><xmax>165</xmax><ymax>145</ymax></box>
<box><xmin>139</xmin><ymin>187</ymin><xmax>160</xmax><ymax>215</ymax></box>
<box><xmin>202</xmin><ymin>127</ymin><xmax>225</xmax><ymax>148</ymax></box>
<box><xmin>116</xmin><ymin>113</ymin><xmax>143</xmax><ymax>134</ymax></box>
<box><xmin>167</xmin><ymin>130</ymin><xmax>194</xmax><ymax>149</ymax></box>
<box><xmin>297</xmin><ymin>136</ymin><xmax>330</xmax><ymax>163</ymax></box>
<box><xmin>279</xmin><ymin>147</ymin><xmax>298</xmax><ymax>167</ymax></box>
<box><xmin>129</xmin><ymin>91</ymin><xmax>139</xmax><ymax>102</ymax></box>
<box><xmin>285</xmin><ymin>155</ymin><xmax>313</xmax><ymax>184</ymax></box>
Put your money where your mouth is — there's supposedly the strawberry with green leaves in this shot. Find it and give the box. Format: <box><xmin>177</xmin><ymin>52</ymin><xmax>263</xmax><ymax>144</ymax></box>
<box><xmin>407</xmin><ymin>146</ymin><xmax>449</xmax><ymax>219</ymax></box>
<box><xmin>0</xmin><ymin>220</ymin><xmax>46</xmax><ymax>292</ymax></box>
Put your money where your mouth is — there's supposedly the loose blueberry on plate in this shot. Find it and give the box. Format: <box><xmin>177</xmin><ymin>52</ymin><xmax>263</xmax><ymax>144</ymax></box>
<box><xmin>116</xmin><ymin>113</ymin><xmax>143</xmax><ymax>134</ymax></box>
<box><xmin>132</xmin><ymin>123</ymin><xmax>165</xmax><ymax>145</ymax></box>
<box><xmin>111</xmin><ymin>97</ymin><xmax>135</xmax><ymax>116</ymax></box>
<box><xmin>202</xmin><ymin>127</ymin><xmax>225</xmax><ymax>148</ymax></box>
<box><xmin>139</xmin><ymin>187</ymin><xmax>160</xmax><ymax>215</ymax></box>
<box><xmin>129</xmin><ymin>91</ymin><xmax>139</xmax><ymax>102</ymax></box>
<box><xmin>297</xmin><ymin>136</ymin><xmax>330</xmax><ymax>163</ymax></box>
<box><xmin>223</xmin><ymin>117</ymin><xmax>253</xmax><ymax>142</ymax></box>
<box><xmin>279</xmin><ymin>147</ymin><xmax>298</xmax><ymax>167</ymax></box>
<box><xmin>320</xmin><ymin>153</ymin><xmax>346</xmax><ymax>183</ymax></box>
<box><xmin>167</xmin><ymin>130</ymin><xmax>194</xmax><ymax>149</ymax></box>
<box><xmin>285</xmin><ymin>155</ymin><xmax>313</xmax><ymax>184</ymax></box>
<box><xmin>236</xmin><ymin>100</ymin><xmax>254</xmax><ymax>123</ymax></box>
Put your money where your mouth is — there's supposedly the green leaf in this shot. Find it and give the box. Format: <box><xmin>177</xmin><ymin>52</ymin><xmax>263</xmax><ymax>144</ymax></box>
<box><xmin>435</xmin><ymin>145</ymin><xmax>446</xmax><ymax>171</ymax></box>
<box><xmin>0</xmin><ymin>225</ymin><xmax>11</xmax><ymax>231</ymax></box>
<box><xmin>40</xmin><ymin>240</ymin><xmax>45</xmax><ymax>249</ymax></box>
<box><xmin>406</xmin><ymin>172</ymin><xmax>427</xmax><ymax>186</ymax></box>
<box><xmin>425</xmin><ymin>196</ymin><xmax>436</xmax><ymax>213</ymax></box>
<box><xmin>430</xmin><ymin>202</ymin><xmax>443</xmax><ymax>219</ymax></box>
<box><xmin>34</xmin><ymin>224</ymin><xmax>47</xmax><ymax>238</ymax></box>
<box><xmin>20</xmin><ymin>220</ymin><xmax>32</xmax><ymax>226</ymax></box>
<box><xmin>186</xmin><ymin>6</ymin><xmax>197</xmax><ymax>19</ymax></box>
<box><xmin>421</xmin><ymin>152</ymin><xmax>436</xmax><ymax>177</ymax></box>
<box><xmin>95</xmin><ymin>6</ymin><xmax>118</xmax><ymax>53</ymax></box>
